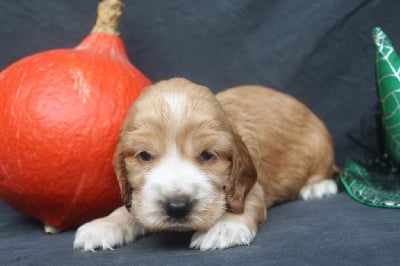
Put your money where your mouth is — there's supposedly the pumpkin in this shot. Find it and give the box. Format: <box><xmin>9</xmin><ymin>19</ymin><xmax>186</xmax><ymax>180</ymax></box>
<box><xmin>0</xmin><ymin>0</ymin><xmax>151</xmax><ymax>233</ymax></box>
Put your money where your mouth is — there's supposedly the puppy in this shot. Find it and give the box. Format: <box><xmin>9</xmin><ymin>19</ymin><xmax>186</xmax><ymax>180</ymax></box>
<box><xmin>73</xmin><ymin>78</ymin><xmax>338</xmax><ymax>251</ymax></box>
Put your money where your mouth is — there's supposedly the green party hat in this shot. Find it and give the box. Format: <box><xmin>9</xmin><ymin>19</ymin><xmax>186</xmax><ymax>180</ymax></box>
<box><xmin>373</xmin><ymin>27</ymin><xmax>400</xmax><ymax>164</ymax></box>
<box><xmin>340</xmin><ymin>28</ymin><xmax>400</xmax><ymax>209</ymax></box>
<box><xmin>340</xmin><ymin>161</ymin><xmax>400</xmax><ymax>208</ymax></box>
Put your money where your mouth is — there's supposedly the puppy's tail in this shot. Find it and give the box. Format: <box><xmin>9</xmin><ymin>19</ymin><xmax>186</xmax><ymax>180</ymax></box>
<box><xmin>332</xmin><ymin>165</ymin><xmax>340</xmax><ymax>181</ymax></box>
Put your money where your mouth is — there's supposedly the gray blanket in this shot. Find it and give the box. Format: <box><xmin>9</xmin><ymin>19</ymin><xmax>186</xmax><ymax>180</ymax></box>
<box><xmin>1</xmin><ymin>0</ymin><xmax>400</xmax><ymax>265</ymax></box>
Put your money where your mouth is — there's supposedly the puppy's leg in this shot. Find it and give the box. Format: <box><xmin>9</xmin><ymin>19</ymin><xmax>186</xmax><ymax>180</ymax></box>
<box><xmin>190</xmin><ymin>183</ymin><xmax>266</xmax><ymax>251</ymax></box>
<box><xmin>299</xmin><ymin>175</ymin><xmax>338</xmax><ymax>200</ymax></box>
<box><xmin>73</xmin><ymin>206</ymin><xmax>146</xmax><ymax>252</ymax></box>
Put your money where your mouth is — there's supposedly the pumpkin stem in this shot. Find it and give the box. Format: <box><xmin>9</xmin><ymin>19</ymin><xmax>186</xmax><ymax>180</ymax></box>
<box><xmin>91</xmin><ymin>0</ymin><xmax>124</xmax><ymax>35</ymax></box>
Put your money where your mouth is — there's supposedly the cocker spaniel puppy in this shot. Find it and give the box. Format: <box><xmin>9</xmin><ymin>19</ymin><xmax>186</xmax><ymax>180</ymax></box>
<box><xmin>74</xmin><ymin>78</ymin><xmax>338</xmax><ymax>251</ymax></box>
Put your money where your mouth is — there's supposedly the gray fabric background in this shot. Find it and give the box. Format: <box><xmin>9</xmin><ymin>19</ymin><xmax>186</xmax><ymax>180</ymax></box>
<box><xmin>1</xmin><ymin>0</ymin><xmax>400</xmax><ymax>265</ymax></box>
<box><xmin>1</xmin><ymin>194</ymin><xmax>400</xmax><ymax>265</ymax></box>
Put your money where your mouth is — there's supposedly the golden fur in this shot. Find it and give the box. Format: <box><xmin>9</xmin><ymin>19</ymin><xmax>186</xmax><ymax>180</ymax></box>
<box><xmin>217</xmin><ymin>85</ymin><xmax>337</xmax><ymax>207</ymax></box>
<box><xmin>74</xmin><ymin>78</ymin><xmax>337</xmax><ymax>251</ymax></box>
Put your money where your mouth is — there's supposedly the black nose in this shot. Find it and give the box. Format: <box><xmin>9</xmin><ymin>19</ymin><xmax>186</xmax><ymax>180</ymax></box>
<box><xmin>165</xmin><ymin>200</ymin><xmax>191</xmax><ymax>219</ymax></box>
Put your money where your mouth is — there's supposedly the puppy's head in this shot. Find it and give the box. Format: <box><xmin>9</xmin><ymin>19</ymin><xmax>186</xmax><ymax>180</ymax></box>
<box><xmin>114</xmin><ymin>78</ymin><xmax>256</xmax><ymax>232</ymax></box>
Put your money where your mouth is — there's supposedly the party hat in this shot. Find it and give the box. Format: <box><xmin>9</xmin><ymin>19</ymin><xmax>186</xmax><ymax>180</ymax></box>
<box><xmin>373</xmin><ymin>27</ymin><xmax>400</xmax><ymax>164</ymax></box>
<box><xmin>340</xmin><ymin>28</ymin><xmax>400</xmax><ymax>208</ymax></box>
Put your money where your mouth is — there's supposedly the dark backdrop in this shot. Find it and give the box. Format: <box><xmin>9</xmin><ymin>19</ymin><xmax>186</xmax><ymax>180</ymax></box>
<box><xmin>1</xmin><ymin>0</ymin><xmax>400</xmax><ymax>166</ymax></box>
<box><xmin>1</xmin><ymin>1</ymin><xmax>400</xmax><ymax>265</ymax></box>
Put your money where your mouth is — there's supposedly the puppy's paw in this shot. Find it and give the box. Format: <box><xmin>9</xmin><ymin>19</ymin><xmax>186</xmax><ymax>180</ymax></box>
<box><xmin>73</xmin><ymin>218</ymin><xmax>144</xmax><ymax>252</ymax></box>
<box><xmin>299</xmin><ymin>179</ymin><xmax>338</xmax><ymax>200</ymax></box>
<box><xmin>190</xmin><ymin>220</ymin><xmax>255</xmax><ymax>251</ymax></box>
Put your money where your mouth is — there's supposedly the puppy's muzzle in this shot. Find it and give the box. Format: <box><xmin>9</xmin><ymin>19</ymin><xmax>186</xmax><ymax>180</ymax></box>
<box><xmin>165</xmin><ymin>198</ymin><xmax>192</xmax><ymax>219</ymax></box>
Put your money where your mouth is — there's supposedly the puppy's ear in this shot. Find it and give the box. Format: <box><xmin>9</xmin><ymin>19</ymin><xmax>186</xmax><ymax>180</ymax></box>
<box><xmin>113</xmin><ymin>147</ymin><xmax>133</xmax><ymax>210</ymax></box>
<box><xmin>226</xmin><ymin>131</ymin><xmax>257</xmax><ymax>214</ymax></box>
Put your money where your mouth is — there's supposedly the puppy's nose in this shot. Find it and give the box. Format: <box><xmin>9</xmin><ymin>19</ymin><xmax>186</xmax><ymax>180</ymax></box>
<box><xmin>165</xmin><ymin>199</ymin><xmax>191</xmax><ymax>219</ymax></box>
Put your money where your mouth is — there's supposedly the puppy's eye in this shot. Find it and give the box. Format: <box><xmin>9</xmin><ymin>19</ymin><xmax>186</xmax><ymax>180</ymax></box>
<box><xmin>199</xmin><ymin>151</ymin><xmax>214</xmax><ymax>162</ymax></box>
<box><xmin>138</xmin><ymin>151</ymin><xmax>153</xmax><ymax>162</ymax></box>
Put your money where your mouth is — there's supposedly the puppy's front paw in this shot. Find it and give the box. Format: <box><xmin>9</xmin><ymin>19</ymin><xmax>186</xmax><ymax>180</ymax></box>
<box><xmin>73</xmin><ymin>218</ymin><xmax>143</xmax><ymax>252</ymax></box>
<box><xmin>190</xmin><ymin>220</ymin><xmax>255</xmax><ymax>251</ymax></box>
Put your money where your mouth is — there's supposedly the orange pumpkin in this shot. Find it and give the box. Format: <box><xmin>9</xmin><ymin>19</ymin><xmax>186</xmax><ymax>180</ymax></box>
<box><xmin>0</xmin><ymin>0</ymin><xmax>151</xmax><ymax>232</ymax></box>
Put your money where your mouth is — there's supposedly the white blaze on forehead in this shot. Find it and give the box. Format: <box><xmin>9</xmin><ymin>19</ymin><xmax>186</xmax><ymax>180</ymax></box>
<box><xmin>162</xmin><ymin>92</ymin><xmax>188</xmax><ymax>119</ymax></box>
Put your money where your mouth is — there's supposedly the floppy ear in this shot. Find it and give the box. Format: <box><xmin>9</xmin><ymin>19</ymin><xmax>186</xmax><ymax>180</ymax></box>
<box><xmin>113</xmin><ymin>146</ymin><xmax>133</xmax><ymax>210</ymax></box>
<box><xmin>226</xmin><ymin>131</ymin><xmax>257</xmax><ymax>214</ymax></box>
